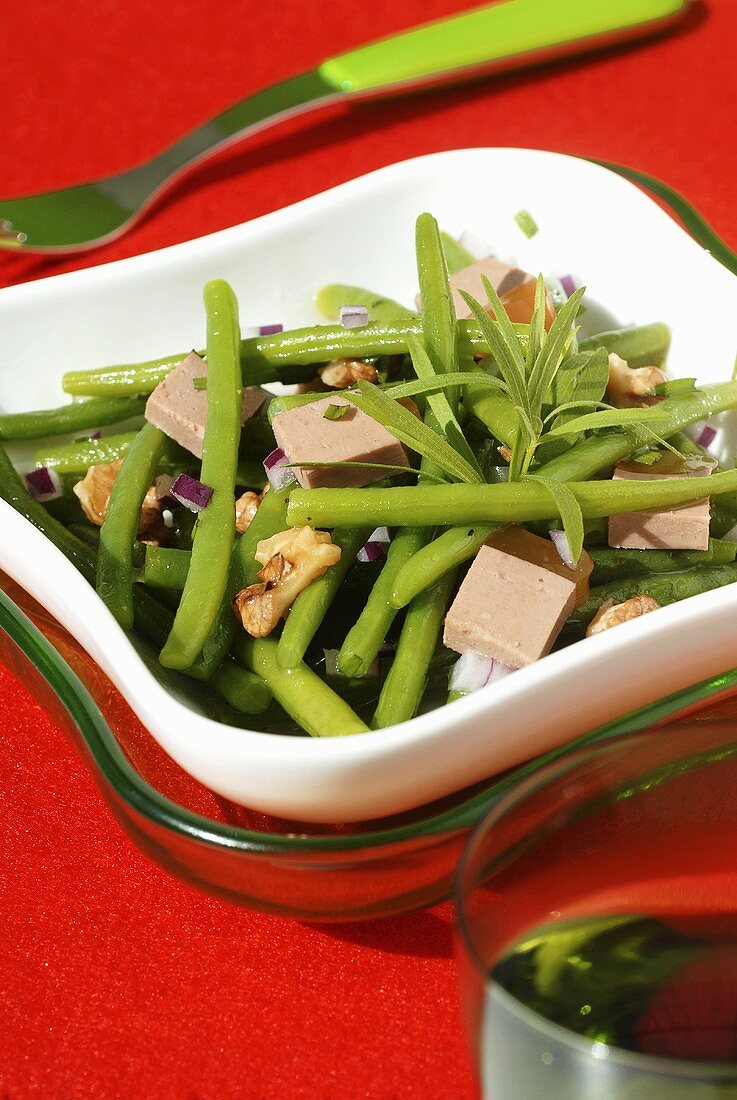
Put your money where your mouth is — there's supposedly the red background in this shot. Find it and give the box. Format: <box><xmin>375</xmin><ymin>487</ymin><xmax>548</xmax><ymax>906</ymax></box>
<box><xmin>2</xmin><ymin>1</ymin><xmax>736</xmax><ymax>1095</ymax></box>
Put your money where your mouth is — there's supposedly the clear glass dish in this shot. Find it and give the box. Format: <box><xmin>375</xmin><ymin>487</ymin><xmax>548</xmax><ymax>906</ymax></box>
<box><xmin>4</xmin><ymin>571</ymin><xmax>737</xmax><ymax>922</ymax></box>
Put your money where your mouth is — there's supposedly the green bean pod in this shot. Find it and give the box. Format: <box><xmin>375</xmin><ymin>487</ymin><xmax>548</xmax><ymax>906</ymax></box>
<box><xmin>390</xmin><ymin>524</ymin><xmax>498</xmax><ymax>609</ymax></box>
<box><xmin>142</xmin><ymin>544</ymin><xmax>191</xmax><ymax>589</ymax></box>
<box><xmin>160</xmin><ymin>280</ymin><xmax>242</xmax><ymax>669</ymax></box>
<box><xmin>568</xmin><ymin>565</ymin><xmax>737</xmax><ymax>631</ymax></box>
<box><xmin>235</xmin><ymin>636</ymin><xmax>369</xmax><ymax>737</ymax></box>
<box><xmin>0</xmin><ymin>395</ymin><xmax>147</xmax><ymax>441</ymax></box>
<box><xmin>97</xmin><ymin>422</ymin><xmax>170</xmax><ymax>630</ymax></box>
<box><xmin>287</xmin><ymin>469</ymin><xmax>737</xmax><ymax>530</ymax></box>
<box><xmin>578</xmin><ymin>322</ymin><xmax>671</xmax><ymax>368</ymax></box>
<box><xmin>588</xmin><ymin>540</ymin><xmax>737</xmax><ymax>584</ymax></box>
<box><xmin>338</xmin><ymin>526</ymin><xmax>428</xmax><ymax>678</ymax></box>
<box><xmin>210</xmin><ymin>658</ymin><xmax>272</xmax><ymax>715</ymax></box>
<box><xmin>372</xmin><ymin>570</ymin><xmax>457</xmax><ymax>729</ymax></box>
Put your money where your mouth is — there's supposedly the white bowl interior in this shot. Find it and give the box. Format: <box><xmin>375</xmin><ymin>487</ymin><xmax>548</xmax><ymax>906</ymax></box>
<box><xmin>2</xmin><ymin>148</ymin><xmax>737</xmax><ymax>822</ymax></box>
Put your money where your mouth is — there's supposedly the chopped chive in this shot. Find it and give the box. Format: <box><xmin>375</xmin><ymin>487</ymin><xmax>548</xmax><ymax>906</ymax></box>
<box><xmin>323</xmin><ymin>402</ymin><xmax>350</xmax><ymax>421</ymax></box>
<box><xmin>514</xmin><ymin>209</ymin><xmax>539</xmax><ymax>239</ymax></box>
<box><xmin>193</xmin><ymin>377</ymin><xmax>207</xmax><ymax>390</ymax></box>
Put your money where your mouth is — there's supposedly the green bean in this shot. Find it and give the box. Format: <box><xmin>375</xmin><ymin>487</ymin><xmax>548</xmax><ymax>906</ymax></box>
<box><xmin>96</xmin><ymin>422</ymin><xmax>170</xmax><ymax>630</ymax></box>
<box><xmin>267</xmin><ymin>391</ymin><xmax>339</xmax><ymax>423</ymax></box>
<box><xmin>315</xmin><ymin>284</ymin><xmax>414</xmax><ymax>321</ymax></box>
<box><xmin>0</xmin><ymin>395</ymin><xmax>147</xmax><ymax>441</ymax></box>
<box><xmin>160</xmin><ymin>280</ymin><xmax>242</xmax><ymax>670</ymax></box>
<box><xmin>61</xmin><ymin>319</ymin><xmax>670</xmax><ymax>400</ymax></box>
<box><xmin>589</xmin><ymin>540</ymin><xmax>736</xmax><ymax>584</ymax></box>
<box><xmin>464</xmin><ymin>382</ymin><xmax>518</xmax><ymax>447</ymax></box>
<box><xmin>210</xmin><ymin>658</ymin><xmax>272</xmax><ymax>714</ymax></box>
<box><xmin>372</xmin><ymin>570</ymin><xmax>456</xmax><ymax>729</ymax></box>
<box><xmin>389</xmin><ymin>524</ymin><xmax>497</xmax><ymax>609</ymax></box>
<box><xmin>579</xmin><ymin>322</ymin><xmax>671</xmax><ymax>368</ymax></box>
<box><xmin>287</xmin><ymin>468</ymin><xmax>737</xmax><ymax>529</ymax></box>
<box><xmin>567</xmin><ymin>565</ymin><xmax>737</xmax><ymax>631</ymax></box>
<box><xmin>33</xmin><ymin>431</ymin><xmax>192</xmax><ymax>477</ymax></box>
<box><xmin>440</xmin><ymin>231</ymin><xmax>475</xmax><ymax>275</ymax></box>
<box><xmin>61</xmin><ymin>319</ymin><xmax>524</xmax><ymax>397</ymax></box>
<box><xmin>715</xmin><ymin>491</ymin><xmax>737</xmax><ymax>516</ymax></box>
<box><xmin>540</xmin><ymin>381</ymin><xmax>737</xmax><ymax>482</ymax></box>
<box><xmin>338</xmin><ymin>527</ymin><xmax>427</xmax><ymax>677</ymax></box>
<box><xmin>710</xmin><ymin>506</ymin><xmax>737</xmax><ymax>538</ymax></box>
<box><xmin>276</xmin><ymin>525</ymin><xmax>372</xmax><ymax>670</ymax></box>
<box><xmin>234</xmin><ymin>636</ymin><xmax>369</xmax><ymax>736</ymax></box>
<box><xmin>142</xmin><ymin>544</ymin><xmax>191</xmax><ymax>589</ymax></box>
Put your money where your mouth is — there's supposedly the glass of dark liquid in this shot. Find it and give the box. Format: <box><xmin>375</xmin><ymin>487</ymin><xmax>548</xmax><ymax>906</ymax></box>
<box><xmin>455</xmin><ymin>719</ymin><xmax>737</xmax><ymax>1098</ymax></box>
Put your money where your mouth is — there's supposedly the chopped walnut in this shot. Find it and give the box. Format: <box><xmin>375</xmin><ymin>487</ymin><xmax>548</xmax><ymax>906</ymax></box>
<box><xmin>319</xmin><ymin>358</ymin><xmax>378</xmax><ymax>388</ymax></box>
<box><xmin>234</xmin><ymin>490</ymin><xmax>262</xmax><ymax>534</ymax></box>
<box><xmin>73</xmin><ymin>459</ymin><xmax>162</xmax><ymax>537</ymax></box>
<box><xmin>233</xmin><ymin>527</ymin><xmax>342</xmax><ymax>637</ymax></box>
<box><xmin>398</xmin><ymin>396</ymin><xmax>422</xmax><ymax>420</ymax></box>
<box><xmin>586</xmin><ymin>594</ymin><xmax>661</xmax><ymax>637</ymax></box>
<box><xmin>498</xmin><ymin>444</ymin><xmax>513</xmax><ymax>463</ymax></box>
<box><xmin>607</xmin><ymin>353</ymin><xmax>667</xmax><ymax>408</ymax></box>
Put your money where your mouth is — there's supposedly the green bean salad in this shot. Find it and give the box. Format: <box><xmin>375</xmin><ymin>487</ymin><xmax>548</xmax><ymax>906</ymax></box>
<box><xmin>4</xmin><ymin>212</ymin><xmax>737</xmax><ymax>737</ymax></box>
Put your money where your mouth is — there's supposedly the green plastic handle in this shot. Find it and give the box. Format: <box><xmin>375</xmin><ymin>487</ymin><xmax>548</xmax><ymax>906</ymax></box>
<box><xmin>319</xmin><ymin>0</ymin><xmax>688</xmax><ymax>94</ymax></box>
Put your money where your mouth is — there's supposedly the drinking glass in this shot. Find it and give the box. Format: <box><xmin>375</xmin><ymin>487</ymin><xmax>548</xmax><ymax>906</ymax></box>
<box><xmin>455</xmin><ymin>719</ymin><xmax>737</xmax><ymax>1098</ymax></box>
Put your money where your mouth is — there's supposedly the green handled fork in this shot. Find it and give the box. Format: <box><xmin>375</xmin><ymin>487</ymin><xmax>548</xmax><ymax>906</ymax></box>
<box><xmin>0</xmin><ymin>0</ymin><xmax>687</xmax><ymax>253</ymax></box>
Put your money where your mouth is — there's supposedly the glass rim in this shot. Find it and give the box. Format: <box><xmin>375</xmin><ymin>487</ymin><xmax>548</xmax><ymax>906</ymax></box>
<box><xmin>453</xmin><ymin>729</ymin><xmax>737</xmax><ymax>1081</ymax></box>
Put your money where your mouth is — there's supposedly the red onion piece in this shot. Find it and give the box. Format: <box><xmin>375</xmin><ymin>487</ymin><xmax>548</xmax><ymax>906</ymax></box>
<box><xmin>696</xmin><ymin>424</ymin><xmax>718</xmax><ymax>449</ymax></box>
<box><xmin>170</xmin><ymin>473</ymin><xmax>213</xmax><ymax>513</ymax></box>
<box><xmin>449</xmin><ymin>651</ymin><xmax>494</xmax><ymax>694</ymax></box>
<box><xmin>550</xmin><ymin>528</ymin><xmax>575</xmax><ymax>569</ymax></box>
<box><xmin>458</xmin><ymin>230</ymin><xmax>494</xmax><ymax>261</ymax></box>
<box><xmin>263</xmin><ymin>447</ymin><xmax>297</xmax><ymax>490</ymax></box>
<box><xmin>357</xmin><ymin>526</ymin><xmax>392</xmax><ymax>563</ymax></box>
<box><xmin>560</xmin><ymin>274</ymin><xmax>579</xmax><ymax>298</ymax></box>
<box><xmin>89</xmin><ymin>430</ymin><xmax>102</xmax><ymax>441</ymax></box>
<box><xmin>25</xmin><ymin>467</ymin><xmax>63</xmax><ymax>502</ymax></box>
<box><xmin>259</xmin><ymin>323</ymin><xmax>283</xmax><ymax>337</ymax></box>
<box><xmin>357</xmin><ymin>542</ymin><xmax>383</xmax><ymax>563</ymax></box>
<box><xmin>486</xmin><ymin>660</ymin><xmax>515</xmax><ymax>684</ymax></box>
<box><xmin>339</xmin><ymin>305</ymin><xmax>369</xmax><ymax>330</ymax></box>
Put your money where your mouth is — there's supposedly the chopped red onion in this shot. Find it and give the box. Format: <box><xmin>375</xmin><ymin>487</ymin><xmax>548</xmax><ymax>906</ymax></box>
<box><xmin>324</xmin><ymin>649</ymin><xmax>379</xmax><ymax>678</ymax></box>
<box><xmin>449</xmin><ymin>651</ymin><xmax>494</xmax><ymax>694</ymax></box>
<box><xmin>170</xmin><ymin>473</ymin><xmax>213</xmax><ymax>513</ymax></box>
<box><xmin>339</xmin><ymin>305</ymin><xmax>369</xmax><ymax>330</ymax></box>
<box><xmin>458</xmin><ymin>229</ymin><xmax>494</xmax><ymax>261</ymax></box>
<box><xmin>357</xmin><ymin>526</ymin><xmax>392</xmax><ymax>563</ymax></box>
<box><xmin>259</xmin><ymin>323</ymin><xmax>283</xmax><ymax>337</ymax></box>
<box><xmin>263</xmin><ymin>447</ymin><xmax>297</xmax><ymax>490</ymax></box>
<box><xmin>696</xmin><ymin>423</ymin><xmax>718</xmax><ymax>449</ymax></box>
<box><xmin>486</xmin><ymin>660</ymin><xmax>515</xmax><ymax>684</ymax></box>
<box><xmin>25</xmin><ymin>466</ymin><xmax>63</xmax><ymax>502</ymax></box>
<box><xmin>89</xmin><ymin>430</ymin><xmax>102</xmax><ymax>440</ymax></box>
<box><xmin>560</xmin><ymin>274</ymin><xmax>579</xmax><ymax>298</ymax></box>
<box><xmin>550</xmin><ymin>529</ymin><xmax>575</xmax><ymax>569</ymax></box>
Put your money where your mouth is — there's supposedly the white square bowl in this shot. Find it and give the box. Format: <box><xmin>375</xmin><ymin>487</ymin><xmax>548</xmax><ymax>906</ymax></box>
<box><xmin>3</xmin><ymin>148</ymin><xmax>737</xmax><ymax>823</ymax></box>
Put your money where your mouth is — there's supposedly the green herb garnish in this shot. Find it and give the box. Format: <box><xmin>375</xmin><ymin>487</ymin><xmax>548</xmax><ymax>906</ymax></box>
<box><xmin>323</xmin><ymin>402</ymin><xmax>350</xmax><ymax>421</ymax></box>
<box><xmin>515</xmin><ymin>209</ymin><xmax>539</xmax><ymax>238</ymax></box>
<box><xmin>193</xmin><ymin>377</ymin><xmax>207</xmax><ymax>391</ymax></box>
<box><xmin>648</xmin><ymin>378</ymin><xmax>698</xmax><ymax>397</ymax></box>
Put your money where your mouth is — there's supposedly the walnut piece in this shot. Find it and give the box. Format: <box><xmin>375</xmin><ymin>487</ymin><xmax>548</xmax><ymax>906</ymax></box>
<box><xmin>318</xmin><ymin>358</ymin><xmax>378</xmax><ymax>388</ymax></box>
<box><xmin>586</xmin><ymin>594</ymin><xmax>661</xmax><ymax>637</ymax></box>
<box><xmin>607</xmin><ymin>353</ymin><xmax>667</xmax><ymax>408</ymax></box>
<box><xmin>234</xmin><ymin>490</ymin><xmax>262</xmax><ymax>534</ymax></box>
<box><xmin>73</xmin><ymin>459</ymin><xmax>161</xmax><ymax>537</ymax></box>
<box><xmin>233</xmin><ymin>527</ymin><xmax>342</xmax><ymax>637</ymax></box>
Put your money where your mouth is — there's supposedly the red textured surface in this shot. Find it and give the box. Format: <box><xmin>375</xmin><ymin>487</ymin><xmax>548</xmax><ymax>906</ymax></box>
<box><xmin>1</xmin><ymin>1</ymin><xmax>737</xmax><ymax>1095</ymax></box>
